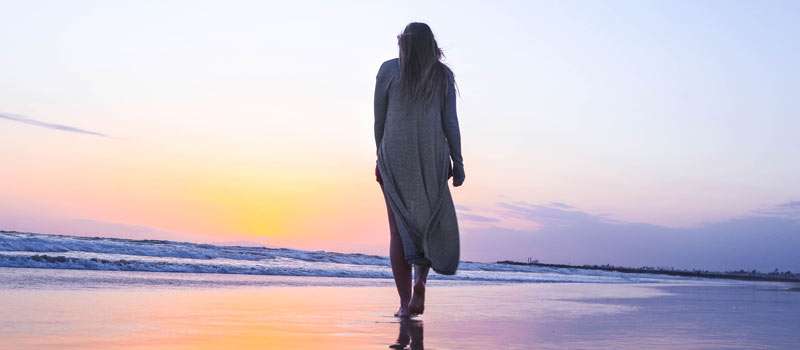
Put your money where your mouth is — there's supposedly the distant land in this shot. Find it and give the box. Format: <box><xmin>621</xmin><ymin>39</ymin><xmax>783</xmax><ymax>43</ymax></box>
<box><xmin>497</xmin><ymin>259</ymin><xmax>800</xmax><ymax>283</ymax></box>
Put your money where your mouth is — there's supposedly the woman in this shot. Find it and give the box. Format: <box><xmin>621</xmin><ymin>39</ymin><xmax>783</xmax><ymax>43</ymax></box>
<box><xmin>374</xmin><ymin>22</ymin><xmax>465</xmax><ymax>318</ymax></box>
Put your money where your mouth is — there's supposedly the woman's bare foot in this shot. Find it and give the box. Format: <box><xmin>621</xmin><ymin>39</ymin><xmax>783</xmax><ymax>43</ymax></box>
<box><xmin>408</xmin><ymin>283</ymin><xmax>425</xmax><ymax>315</ymax></box>
<box><xmin>408</xmin><ymin>264</ymin><xmax>429</xmax><ymax>316</ymax></box>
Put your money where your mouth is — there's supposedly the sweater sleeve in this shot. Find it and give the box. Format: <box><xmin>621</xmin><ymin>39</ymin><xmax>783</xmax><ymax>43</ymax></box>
<box><xmin>442</xmin><ymin>70</ymin><xmax>463</xmax><ymax>166</ymax></box>
<box><xmin>373</xmin><ymin>62</ymin><xmax>390</xmax><ymax>156</ymax></box>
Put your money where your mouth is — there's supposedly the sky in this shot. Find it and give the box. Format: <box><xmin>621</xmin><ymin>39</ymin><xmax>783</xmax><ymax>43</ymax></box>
<box><xmin>2</xmin><ymin>0</ymin><xmax>799</xmax><ymax>271</ymax></box>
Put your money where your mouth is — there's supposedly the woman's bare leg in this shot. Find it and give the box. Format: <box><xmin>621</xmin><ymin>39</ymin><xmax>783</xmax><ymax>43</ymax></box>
<box><xmin>386</xmin><ymin>195</ymin><xmax>412</xmax><ymax>317</ymax></box>
<box><xmin>408</xmin><ymin>264</ymin><xmax>430</xmax><ymax>315</ymax></box>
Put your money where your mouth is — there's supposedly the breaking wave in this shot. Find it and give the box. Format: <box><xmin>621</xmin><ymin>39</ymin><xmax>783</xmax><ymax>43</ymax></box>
<box><xmin>0</xmin><ymin>231</ymin><xmax>674</xmax><ymax>284</ymax></box>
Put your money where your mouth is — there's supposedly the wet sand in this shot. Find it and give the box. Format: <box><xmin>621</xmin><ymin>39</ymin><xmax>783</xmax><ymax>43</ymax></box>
<box><xmin>1</xmin><ymin>268</ymin><xmax>798</xmax><ymax>349</ymax></box>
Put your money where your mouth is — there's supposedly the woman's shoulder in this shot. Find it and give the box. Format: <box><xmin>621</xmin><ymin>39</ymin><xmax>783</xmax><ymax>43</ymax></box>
<box><xmin>439</xmin><ymin>62</ymin><xmax>455</xmax><ymax>81</ymax></box>
<box><xmin>381</xmin><ymin>57</ymin><xmax>400</xmax><ymax>67</ymax></box>
<box><xmin>377</xmin><ymin>58</ymin><xmax>400</xmax><ymax>75</ymax></box>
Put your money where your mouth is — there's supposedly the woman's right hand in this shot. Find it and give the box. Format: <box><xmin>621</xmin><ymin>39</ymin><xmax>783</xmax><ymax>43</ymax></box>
<box><xmin>375</xmin><ymin>163</ymin><xmax>383</xmax><ymax>185</ymax></box>
<box><xmin>452</xmin><ymin>163</ymin><xmax>464</xmax><ymax>187</ymax></box>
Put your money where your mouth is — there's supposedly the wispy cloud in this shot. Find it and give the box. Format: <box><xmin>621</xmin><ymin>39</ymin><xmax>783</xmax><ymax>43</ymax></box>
<box><xmin>460</xmin><ymin>201</ymin><xmax>800</xmax><ymax>271</ymax></box>
<box><xmin>548</xmin><ymin>202</ymin><xmax>573</xmax><ymax>209</ymax></box>
<box><xmin>460</xmin><ymin>213</ymin><xmax>500</xmax><ymax>223</ymax></box>
<box><xmin>0</xmin><ymin>112</ymin><xmax>108</xmax><ymax>137</ymax></box>
<box><xmin>752</xmin><ymin>200</ymin><xmax>800</xmax><ymax>219</ymax></box>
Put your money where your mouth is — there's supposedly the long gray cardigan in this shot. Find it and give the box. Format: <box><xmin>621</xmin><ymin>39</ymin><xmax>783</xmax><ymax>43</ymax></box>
<box><xmin>374</xmin><ymin>58</ymin><xmax>463</xmax><ymax>275</ymax></box>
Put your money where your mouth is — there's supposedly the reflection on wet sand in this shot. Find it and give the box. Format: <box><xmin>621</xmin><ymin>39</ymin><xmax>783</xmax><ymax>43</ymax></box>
<box><xmin>389</xmin><ymin>319</ymin><xmax>424</xmax><ymax>350</ymax></box>
<box><xmin>3</xmin><ymin>270</ymin><xmax>798</xmax><ymax>350</ymax></box>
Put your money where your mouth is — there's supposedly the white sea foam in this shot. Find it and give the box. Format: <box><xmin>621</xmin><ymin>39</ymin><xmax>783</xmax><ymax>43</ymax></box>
<box><xmin>0</xmin><ymin>231</ymin><xmax>678</xmax><ymax>283</ymax></box>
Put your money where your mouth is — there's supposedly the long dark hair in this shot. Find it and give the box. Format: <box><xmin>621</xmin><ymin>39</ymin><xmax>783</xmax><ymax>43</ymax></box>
<box><xmin>397</xmin><ymin>22</ymin><xmax>453</xmax><ymax>105</ymax></box>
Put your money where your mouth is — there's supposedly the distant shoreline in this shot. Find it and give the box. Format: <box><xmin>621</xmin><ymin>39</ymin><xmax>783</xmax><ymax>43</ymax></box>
<box><xmin>497</xmin><ymin>260</ymin><xmax>800</xmax><ymax>283</ymax></box>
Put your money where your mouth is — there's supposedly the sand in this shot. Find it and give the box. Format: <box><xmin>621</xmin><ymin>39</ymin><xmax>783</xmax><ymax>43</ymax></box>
<box><xmin>1</xmin><ymin>267</ymin><xmax>798</xmax><ymax>349</ymax></box>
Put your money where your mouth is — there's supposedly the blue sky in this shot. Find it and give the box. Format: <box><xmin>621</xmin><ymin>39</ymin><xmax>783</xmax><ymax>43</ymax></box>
<box><xmin>2</xmin><ymin>1</ymin><xmax>799</xmax><ymax>270</ymax></box>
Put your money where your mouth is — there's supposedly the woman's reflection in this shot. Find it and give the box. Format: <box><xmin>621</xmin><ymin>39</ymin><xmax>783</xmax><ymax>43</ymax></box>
<box><xmin>389</xmin><ymin>319</ymin><xmax>424</xmax><ymax>349</ymax></box>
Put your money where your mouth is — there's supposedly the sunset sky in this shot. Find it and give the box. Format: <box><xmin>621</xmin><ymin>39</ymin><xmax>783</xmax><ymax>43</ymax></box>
<box><xmin>2</xmin><ymin>1</ymin><xmax>799</xmax><ymax>271</ymax></box>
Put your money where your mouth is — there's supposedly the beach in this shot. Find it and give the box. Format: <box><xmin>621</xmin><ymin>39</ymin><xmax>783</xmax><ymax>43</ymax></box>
<box><xmin>1</xmin><ymin>267</ymin><xmax>798</xmax><ymax>350</ymax></box>
<box><xmin>4</xmin><ymin>1</ymin><xmax>800</xmax><ymax>349</ymax></box>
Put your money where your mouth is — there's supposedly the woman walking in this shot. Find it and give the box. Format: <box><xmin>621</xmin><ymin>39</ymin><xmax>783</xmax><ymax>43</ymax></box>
<box><xmin>374</xmin><ymin>22</ymin><xmax>465</xmax><ymax>318</ymax></box>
